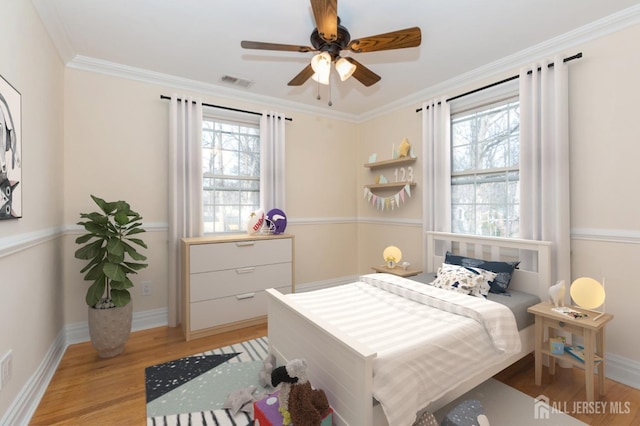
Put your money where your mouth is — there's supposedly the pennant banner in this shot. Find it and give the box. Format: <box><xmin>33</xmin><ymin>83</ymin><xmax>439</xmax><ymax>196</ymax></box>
<box><xmin>363</xmin><ymin>185</ymin><xmax>413</xmax><ymax>212</ymax></box>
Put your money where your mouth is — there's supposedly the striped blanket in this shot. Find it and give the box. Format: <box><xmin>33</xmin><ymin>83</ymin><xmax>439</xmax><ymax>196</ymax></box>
<box><xmin>288</xmin><ymin>273</ymin><xmax>521</xmax><ymax>426</ymax></box>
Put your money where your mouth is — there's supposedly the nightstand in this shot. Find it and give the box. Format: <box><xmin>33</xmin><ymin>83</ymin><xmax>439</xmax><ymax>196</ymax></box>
<box><xmin>371</xmin><ymin>265</ymin><xmax>422</xmax><ymax>277</ymax></box>
<box><xmin>527</xmin><ymin>302</ymin><xmax>613</xmax><ymax>401</ymax></box>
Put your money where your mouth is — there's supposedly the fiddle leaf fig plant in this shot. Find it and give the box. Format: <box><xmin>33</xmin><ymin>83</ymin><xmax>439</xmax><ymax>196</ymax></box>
<box><xmin>75</xmin><ymin>195</ymin><xmax>148</xmax><ymax>308</ymax></box>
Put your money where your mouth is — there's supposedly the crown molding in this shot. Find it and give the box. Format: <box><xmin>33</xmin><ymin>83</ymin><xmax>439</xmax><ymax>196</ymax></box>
<box><xmin>357</xmin><ymin>4</ymin><xmax>640</xmax><ymax>123</ymax></box>
<box><xmin>37</xmin><ymin>3</ymin><xmax>640</xmax><ymax>123</ymax></box>
<box><xmin>66</xmin><ymin>55</ymin><xmax>360</xmax><ymax>123</ymax></box>
<box><xmin>39</xmin><ymin>3</ymin><xmax>640</xmax><ymax>123</ymax></box>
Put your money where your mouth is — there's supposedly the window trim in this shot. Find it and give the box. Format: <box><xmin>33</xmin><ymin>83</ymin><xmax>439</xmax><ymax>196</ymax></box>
<box><xmin>201</xmin><ymin>112</ymin><xmax>261</xmax><ymax>235</ymax></box>
<box><xmin>450</xmin><ymin>94</ymin><xmax>520</xmax><ymax>238</ymax></box>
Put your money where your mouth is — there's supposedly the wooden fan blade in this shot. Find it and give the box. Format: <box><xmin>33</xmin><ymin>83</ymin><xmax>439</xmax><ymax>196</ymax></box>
<box><xmin>310</xmin><ymin>0</ymin><xmax>338</xmax><ymax>41</ymax></box>
<box><xmin>288</xmin><ymin>64</ymin><xmax>315</xmax><ymax>86</ymax></box>
<box><xmin>348</xmin><ymin>27</ymin><xmax>422</xmax><ymax>53</ymax></box>
<box><xmin>241</xmin><ymin>40</ymin><xmax>315</xmax><ymax>53</ymax></box>
<box><xmin>344</xmin><ymin>57</ymin><xmax>381</xmax><ymax>87</ymax></box>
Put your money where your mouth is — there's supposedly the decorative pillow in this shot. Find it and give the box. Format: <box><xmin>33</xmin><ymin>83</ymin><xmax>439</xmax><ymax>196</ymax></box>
<box><xmin>445</xmin><ymin>252</ymin><xmax>520</xmax><ymax>294</ymax></box>
<box><xmin>431</xmin><ymin>264</ymin><xmax>495</xmax><ymax>298</ymax></box>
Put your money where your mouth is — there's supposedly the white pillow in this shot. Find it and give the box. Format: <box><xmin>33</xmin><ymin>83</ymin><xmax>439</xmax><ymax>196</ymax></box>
<box><xmin>431</xmin><ymin>263</ymin><xmax>496</xmax><ymax>298</ymax></box>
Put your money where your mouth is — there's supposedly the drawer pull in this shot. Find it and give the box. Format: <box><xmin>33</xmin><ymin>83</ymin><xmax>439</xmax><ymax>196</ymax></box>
<box><xmin>236</xmin><ymin>267</ymin><xmax>256</xmax><ymax>274</ymax></box>
<box><xmin>236</xmin><ymin>292</ymin><xmax>256</xmax><ymax>300</ymax></box>
<box><xmin>236</xmin><ymin>241</ymin><xmax>255</xmax><ymax>247</ymax></box>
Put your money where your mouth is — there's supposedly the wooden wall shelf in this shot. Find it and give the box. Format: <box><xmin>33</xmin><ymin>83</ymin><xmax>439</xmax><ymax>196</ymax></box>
<box><xmin>365</xmin><ymin>181</ymin><xmax>417</xmax><ymax>190</ymax></box>
<box><xmin>364</xmin><ymin>156</ymin><xmax>416</xmax><ymax>170</ymax></box>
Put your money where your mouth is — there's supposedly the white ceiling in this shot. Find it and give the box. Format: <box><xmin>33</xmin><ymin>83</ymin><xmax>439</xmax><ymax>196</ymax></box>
<box><xmin>33</xmin><ymin>0</ymin><xmax>640</xmax><ymax>119</ymax></box>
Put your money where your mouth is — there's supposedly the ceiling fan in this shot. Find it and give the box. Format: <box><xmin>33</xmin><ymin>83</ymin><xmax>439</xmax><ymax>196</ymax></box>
<box><xmin>240</xmin><ymin>0</ymin><xmax>421</xmax><ymax>88</ymax></box>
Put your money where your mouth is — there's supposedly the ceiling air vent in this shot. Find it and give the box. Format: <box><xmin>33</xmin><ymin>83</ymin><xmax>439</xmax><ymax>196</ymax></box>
<box><xmin>221</xmin><ymin>74</ymin><xmax>254</xmax><ymax>89</ymax></box>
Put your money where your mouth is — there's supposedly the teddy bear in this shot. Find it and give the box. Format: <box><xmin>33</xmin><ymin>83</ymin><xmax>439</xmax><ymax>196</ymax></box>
<box><xmin>271</xmin><ymin>358</ymin><xmax>330</xmax><ymax>426</ymax></box>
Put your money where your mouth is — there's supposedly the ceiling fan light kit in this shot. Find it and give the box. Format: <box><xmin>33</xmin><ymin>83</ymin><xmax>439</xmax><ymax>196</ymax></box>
<box><xmin>311</xmin><ymin>71</ymin><xmax>330</xmax><ymax>85</ymax></box>
<box><xmin>311</xmin><ymin>52</ymin><xmax>332</xmax><ymax>84</ymax></box>
<box><xmin>241</xmin><ymin>0</ymin><xmax>421</xmax><ymax>102</ymax></box>
<box><xmin>335</xmin><ymin>57</ymin><xmax>356</xmax><ymax>81</ymax></box>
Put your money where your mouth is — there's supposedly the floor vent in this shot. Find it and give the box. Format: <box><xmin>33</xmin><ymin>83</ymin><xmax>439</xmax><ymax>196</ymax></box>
<box><xmin>221</xmin><ymin>75</ymin><xmax>254</xmax><ymax>88</ymax></box>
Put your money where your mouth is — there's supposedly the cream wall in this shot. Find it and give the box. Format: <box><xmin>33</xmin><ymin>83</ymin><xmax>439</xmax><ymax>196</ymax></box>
<box><xmin>284</xmin><ymin>112</ymin><xmax>359</xmax><ymax>284</ymax></box>
<box><xmin>0</xmin><ymin>0</ymin><xmax>65</xmax><ymax>419</ymax></box>
<box><xmin>61</xmin><ymin>69</ymin><xmax>359</xmax><ymax>324</ymax></box>
<box><xmin>3</xmin><ymin>3</ymin><xmax>640</xmax><ymax>422</ymax></box>
<box><xmin>355</xmin><ymin>24</ymin><xmax>640</xmax><ymax>366</ymax></box>
<box><xmin>356</xmin><ymin>107</ymin><xmax>423</xmax><ymax>273</ymax></box>
<box><xmin>568</xmin><ymin>23</ymin><xmax>640</xmax><ymax>362</ymax></box>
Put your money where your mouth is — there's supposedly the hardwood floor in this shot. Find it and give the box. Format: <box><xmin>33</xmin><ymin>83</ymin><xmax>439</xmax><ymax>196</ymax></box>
<box><xmin>30</xmin><ymin>324</ymin><xmax>267</xmax><ymax>425</ymax></box>
<box><xmin>31</xmin><ymin>324</ymin><xmax>639</xmax><ymax>425</ymax></box>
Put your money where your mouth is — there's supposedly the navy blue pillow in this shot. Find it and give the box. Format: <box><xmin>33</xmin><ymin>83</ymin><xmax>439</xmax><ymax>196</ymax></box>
<box><xmin>444</xmin><ymin>251</ymin><xmax>520</xmax><ymax>294</ymax></box>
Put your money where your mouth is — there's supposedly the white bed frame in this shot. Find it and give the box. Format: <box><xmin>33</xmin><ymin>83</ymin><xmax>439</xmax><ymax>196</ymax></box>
<box><xmin>266</xmin><ymin>231</ymin><xmax>551</xmax><ymax>426</ymax></box>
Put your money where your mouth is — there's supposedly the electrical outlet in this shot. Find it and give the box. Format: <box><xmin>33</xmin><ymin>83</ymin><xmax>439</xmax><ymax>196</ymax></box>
<box><xmin>1</xmin><ymin>350</ymin><xmax>12</xmax><ymax>389</ymax></box>
<box><xmin>142</xmin><ymin>281</ymin><xmax>152</xmax><ymax>296</ymax></box>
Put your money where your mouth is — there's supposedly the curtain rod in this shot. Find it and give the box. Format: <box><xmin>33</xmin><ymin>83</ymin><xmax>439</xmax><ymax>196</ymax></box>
<box><xmin>159</xmin><ymin>95</ymin><xmax>293</xmax><ymax>122</ymax></box>
<box><xmin>415</xmin><ymin>52</ymin><xmax>582</xmax><ymax>113</ymax></box>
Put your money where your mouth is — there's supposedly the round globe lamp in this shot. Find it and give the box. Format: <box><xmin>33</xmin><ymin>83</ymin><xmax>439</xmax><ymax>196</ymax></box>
<box><xmin>383</xmin><ymin>246</ymin><xmax>402</xmax><ymax>269</ymax></box>
<box><xmin>570</xmin><ymin>277</ymin><xmax>606</xmax><ymax>320</ymax></box>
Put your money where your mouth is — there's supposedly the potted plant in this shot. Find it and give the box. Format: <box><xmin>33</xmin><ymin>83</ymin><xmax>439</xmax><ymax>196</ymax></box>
<box><xmin>74</xmin><ymin>195</ymin><xmax>148</xmax><ymax>357</ymax></box>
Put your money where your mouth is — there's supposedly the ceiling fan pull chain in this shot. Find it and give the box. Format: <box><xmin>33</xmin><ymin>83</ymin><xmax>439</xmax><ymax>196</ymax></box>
<box><xmin>316</xmin><ymin>78</ymin><xmax>321</xmax><ymax>100</ymax></box>
<box><xmin>328</xmin><ymin>76</ymin><xmax>333</xmax><ymax>107</ymax></box>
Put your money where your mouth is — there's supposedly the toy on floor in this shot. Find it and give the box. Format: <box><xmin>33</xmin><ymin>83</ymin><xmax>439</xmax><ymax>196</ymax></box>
<box><xmin>222</xmin><ymin>352</ymin><xmax>277</xmax><ymax>416</ymax></box>
<box><xmin>440</xmin><ymin>399</ymin><xmax>490</xmax><ymax>426</ymax></box>
<box><xmin>270</xmin><ymin>358</ymin><xmax>331</xmax><ymax>426</ymax></box>
<box><xmin>259</xmin><ymin>352</ymin><xmax>277</xmax><ymax>387</ymax></box>
<box><xmin>412</xmin><ymin>411</ymin><xmax>438</xmax><ymax>426</ymax></box>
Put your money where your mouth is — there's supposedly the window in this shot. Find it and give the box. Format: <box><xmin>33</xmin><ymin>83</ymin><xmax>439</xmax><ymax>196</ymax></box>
<box><xmin>202</xmin><ymin>116</ymin><xmax>260</xmax><ymax>233</ymax></box>
<box><xmin>450</xmin><ymin>98</ymin><xmax>520</xmax><ymax>237</ymax></box>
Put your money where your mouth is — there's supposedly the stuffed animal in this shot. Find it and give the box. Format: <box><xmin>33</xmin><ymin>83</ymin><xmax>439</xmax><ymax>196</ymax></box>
<box><xmin>548</xmin><ymin>280</ymin><xmax>566</xmax><ymax>307</ymax></box>
<box><xmin>259</xmin><ymin>352</ymin><xmax>277</xmax><ymax>388</ymax></box>
<box><xmin>271</xmin><ymin>358</ymin><xmax>330</xmax><ymax>426</ymax></box>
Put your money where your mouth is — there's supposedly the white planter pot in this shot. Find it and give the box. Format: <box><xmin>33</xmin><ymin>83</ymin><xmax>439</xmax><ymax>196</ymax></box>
<box><xmin>88</xmin><ymin>302</ymin><xmax>133</xmax><ymax>358</ymax></box>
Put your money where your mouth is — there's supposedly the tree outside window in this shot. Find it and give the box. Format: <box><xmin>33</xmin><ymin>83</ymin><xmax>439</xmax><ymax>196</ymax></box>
<box><xmin>451</xmin><ymin>99</ymin><xmax>520</xmax><ymax>237</ymax></box>
<box><xmin>202</xmin><ymin>118</ymin><xmax>260</xmax><ymax>233</ymax></box>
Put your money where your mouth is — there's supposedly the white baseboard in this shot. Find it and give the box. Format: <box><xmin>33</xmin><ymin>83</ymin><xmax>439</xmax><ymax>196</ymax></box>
<box><xmin>606</xmin><ymin>352</ymin><xmax>640</xmax><ymax>390</ymax></box>
<box><xmin>1</xmin><ymin>308</ymin><xmax>168</xmax><ymax>426</ymax></box>
<box><xmin>65</xmin><ymin>307</ymin><xmax>168</xmax><ymax>345</ymax></box>
<box><xmin>0</xmin><ymin>330</ymin><xmax>66</xmax><ymax>426</ymax></box>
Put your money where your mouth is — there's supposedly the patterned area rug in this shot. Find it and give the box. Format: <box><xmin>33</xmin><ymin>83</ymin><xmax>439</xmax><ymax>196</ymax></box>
<box><xmin>146</xmin><ymin>336</ymin><xmax>587</xmax><ymax>426</ymax></box>
<box><xmin>145</xmin><ymin>336</ymin><xmax>270</xmax><ymax>426</ymax></box>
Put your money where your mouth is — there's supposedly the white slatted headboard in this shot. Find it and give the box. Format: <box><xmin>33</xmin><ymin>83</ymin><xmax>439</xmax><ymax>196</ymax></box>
<box><xmin>426</xmin><ymin>231</ymin><xmax>552</xmax><ymax>301</ymax></box>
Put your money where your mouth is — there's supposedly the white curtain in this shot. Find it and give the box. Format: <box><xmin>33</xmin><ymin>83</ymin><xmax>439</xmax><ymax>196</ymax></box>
<box><xmin>422</xmin><ymin>97</ymin><xmax>452</xmax><ymax>268</ymax></box>
<box><xmin>168</xmin><ymin>95</ymin><xmax>203</xmax><ymax>327</ymax></box>
<box><xmin>519</xmin><ymin>56</ymin><xmax>571</xmax><ymax>288</ymax></box>
<box><xmin>260</xmin><ymin>111</ymin><xmax>286</xmax><ymax>212</ymax></box>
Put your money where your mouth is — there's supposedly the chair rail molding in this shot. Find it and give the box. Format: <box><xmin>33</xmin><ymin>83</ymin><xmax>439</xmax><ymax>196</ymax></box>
<box><xmin>571</xmin><ymin>228</ymin><xmax>640</xmax><ymax>245</ymax></box>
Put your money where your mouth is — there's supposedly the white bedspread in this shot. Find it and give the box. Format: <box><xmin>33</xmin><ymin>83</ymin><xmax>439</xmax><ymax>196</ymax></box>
<box><xmin>288</xmin><ymin>273</ymin><xmax>521</xmax><ymax>426</ymax></box>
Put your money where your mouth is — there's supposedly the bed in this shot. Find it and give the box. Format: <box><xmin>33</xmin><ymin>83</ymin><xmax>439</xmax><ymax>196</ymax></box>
<box><xmin>266</xmin><ymin>231</ymin><xmax>551</xmax><ymax>426</ymax></box>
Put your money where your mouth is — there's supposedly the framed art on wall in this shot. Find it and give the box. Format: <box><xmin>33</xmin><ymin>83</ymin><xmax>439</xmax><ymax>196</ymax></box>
<box><xmin>0</xmin><ymin>73</ymin><xmax>22</xmax><ymax>220</ymax></box>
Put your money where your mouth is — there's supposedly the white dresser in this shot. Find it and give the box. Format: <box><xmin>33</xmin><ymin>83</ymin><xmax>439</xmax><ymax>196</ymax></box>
<box><xmin>181</xmin><ymin>233</ymin><xmax>294</xmax><ymax>341</ymax></box>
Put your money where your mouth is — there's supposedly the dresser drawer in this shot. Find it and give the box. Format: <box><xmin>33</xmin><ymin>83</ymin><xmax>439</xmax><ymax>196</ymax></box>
<box><xmin>190</xmin><ymin>262</ymin><xmax>292</xmax><ymax>302</ymax></box>
<box><xmin>190</xmin><ymin>285</ymin><xmax>291</xmax><ymax>331</ymax></box>
<box><xmin>189</xmin><ymin>238</ymin><xmax>292</xmax><ymax>273</ymax></box>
